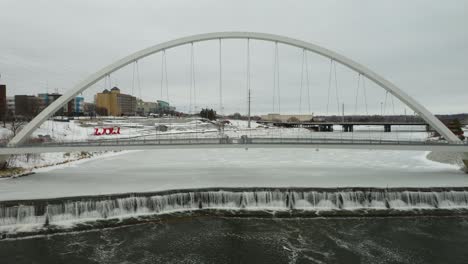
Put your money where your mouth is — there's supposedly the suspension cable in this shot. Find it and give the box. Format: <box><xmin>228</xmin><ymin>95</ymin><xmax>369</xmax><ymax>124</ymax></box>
<box><xmin>352</xmin><ymin>73</ymin><xmax>361</xmax><ymax>142</ymax></box>
<box><xmin>380</xmin><ymin>91</ymin><xmax>389</xmax><ymax>142</ymax></box>
<box><xmin>246</xmin><ymin>38</ymin><xmax>252</xmax><ymax>131</ymax></box>
<box><xmin>190</xmin><ymin>43</ymin><xmax>198</xmax><ymax>138</ymax></box>
<box><xmin>191</xmin><ymin>43</ymin><xmax>196</xmax><ymax>115</ymax></box>
<box><xmin>326</xmin><ymin>59</ymin><xmax>332</xmax><ymax>116</ymax></box>
<box><xmin>131</xmin><ymin>62</ymin><xmax>136</xmax><ymax>96</ymax></box>
<box><xmin>362</xmin><ymin>77</ymin><xmax>372</xmax><ymax>140</ymax></box>
<box><xmin>391</xmin><ymin>94</ymin><xmax>399</xmax><ymax>142</ymax></box>
<box><xmin>299</xmin><ymin>49</ymin><xmax>304</xmax><ymax>113</ymax></box>
<box><xmin>354</xmin><ymin>73</ymin><xmax>361</xmax><ymax>117</ymax></box>
<box><xmin>219</xmin><ymin>38</ymin><xmax>223</xmax><ymax>116</ymax></box>
<box><xmin>333</xmin><ymin>61</ymin><xmax>340</xmax><ymax>116</ymax></box>
<box><xmin>305</xmin><ymin>51</ymin><xmax>311</xmax><ymax>114</ymax></box>
<box><xmin>276</xmin><ymin>43</ymin><xmax>281</xmax><ymax>113</ymax></box>
<box><xmin>247</xmin><ymin>39</ymin><xmax>250</xmax><ymax>116</ymax></box>
<box><xmin>272</xmin><ymin>43</ymin><xmax>277</xmax><ymax>113</ymax></box>
<box><xmin>136</xmin><ymin>60</ymin><xmax>142</xmax><ymax>101</ymax></box>
<box><xmin>333</xmin><ymin>61</ymin><xmax>343</xmax><ymax>142</ymax></box>
<box><xmin>160</xmin><ymin>51</ymin><xmax>164</xmax><ymax>99</ymax></box>
<box><xmin>164</xmin><ymin>51</ymin><xmax>169</xmax><ymax>102</ymax></box>
<box><xmin>189</xmin><ymin>44</ymin><xmax>193</xmax><ymax>114</ymax></box>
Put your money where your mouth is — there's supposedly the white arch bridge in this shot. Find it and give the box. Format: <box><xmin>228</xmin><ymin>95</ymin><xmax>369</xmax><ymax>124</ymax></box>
<box><xmin>3</xmin><ymin>32</ymin><xmax>468</xmax><ymax>162</ymax></box>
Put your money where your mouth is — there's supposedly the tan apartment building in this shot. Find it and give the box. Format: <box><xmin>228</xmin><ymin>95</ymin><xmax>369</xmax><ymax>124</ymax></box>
<box><xmin>95</xmin><ymin>87</ymin><xmax>136</xmax><ymax>116</ymax></box>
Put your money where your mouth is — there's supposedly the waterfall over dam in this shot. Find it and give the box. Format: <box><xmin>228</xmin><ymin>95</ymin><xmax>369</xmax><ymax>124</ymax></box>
<box><xmin>2</xmin><ymin>187</ymin><xmax>468</xmax><ymax>236</ymax></box>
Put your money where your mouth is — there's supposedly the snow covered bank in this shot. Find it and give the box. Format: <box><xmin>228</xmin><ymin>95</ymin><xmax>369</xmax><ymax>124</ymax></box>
<box><xmin>1</xmin><ymin>151</ymin><xmax>131</xmax><ymax>178</ymax></box>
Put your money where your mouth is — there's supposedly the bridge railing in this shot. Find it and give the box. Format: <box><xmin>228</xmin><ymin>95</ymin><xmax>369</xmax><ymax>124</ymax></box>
<box><xmin>4</xmin><ymin>135</ymin><xmax>466</xmax><ymax>149</ymax></box>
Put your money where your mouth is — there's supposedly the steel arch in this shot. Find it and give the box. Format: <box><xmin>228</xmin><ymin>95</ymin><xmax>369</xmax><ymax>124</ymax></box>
<box><xmin>8</xmin><ymin>32</ymin><xmax>460</xmax><ymax>146</ymax></box>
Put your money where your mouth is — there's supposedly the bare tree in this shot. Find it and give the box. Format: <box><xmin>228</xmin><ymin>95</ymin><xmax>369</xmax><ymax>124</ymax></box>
<box><xmin>9</xmin><ymin>118</ymin><xmax>26</xmax><ymax>137</ymax></box>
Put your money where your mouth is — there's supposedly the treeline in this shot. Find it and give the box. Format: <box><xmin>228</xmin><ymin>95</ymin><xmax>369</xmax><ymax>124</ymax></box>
<box><xmin>199</xmin><ymin>108</ymin><xmax>217</xmax><ymax>120</ymax></box>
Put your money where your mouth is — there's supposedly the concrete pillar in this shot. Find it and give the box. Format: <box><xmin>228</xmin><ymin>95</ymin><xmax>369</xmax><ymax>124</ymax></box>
<box><xmin>343</xmin><ymin>125</ymin><xmax>354</xmax><ymax>132</ymax></box>
<box><xmin>343</xmin><ymin>125</ymin><xmax>352</xmax><ymax>132</ymax></box>
<box><xmin>384</xmin><ymin>124</ymin><xmax>391</xmax><ymax>132</ymax></box>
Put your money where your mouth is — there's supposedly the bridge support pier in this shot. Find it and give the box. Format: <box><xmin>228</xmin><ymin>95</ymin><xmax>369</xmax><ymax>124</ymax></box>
<box><xmin>319</xmin><ymin>125</ymin><xmax>333</xmax><ymax>132</ymax></box>
<box><xmin>342</xmin><ymin>125</ymin><xmax>354</xmax><ymax>132</ymax></box>
<box><xmin>384</xmin><ymin>125</ymin><xmax>392</xmax><ymax>132</ymax></box>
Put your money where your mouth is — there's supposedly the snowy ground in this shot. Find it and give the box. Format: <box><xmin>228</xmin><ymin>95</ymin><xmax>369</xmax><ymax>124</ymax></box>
<box><xmin>29</xmin><ymin>117</ymin><xmax>442</xmax><ymax>143</ymax></box>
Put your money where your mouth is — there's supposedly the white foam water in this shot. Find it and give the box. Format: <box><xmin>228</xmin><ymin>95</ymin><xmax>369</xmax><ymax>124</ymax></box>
<box><xmin>1</xmin><ymin>188</ymin><xmax>468</xmax><ymax>234</ymax></box>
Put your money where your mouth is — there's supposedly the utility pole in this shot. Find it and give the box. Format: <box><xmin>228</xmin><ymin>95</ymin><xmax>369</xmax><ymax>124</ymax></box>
<box><xmin>248</xmin><ymin>89</ymin><xmax>251</xmax><ymax>128</ymax></box>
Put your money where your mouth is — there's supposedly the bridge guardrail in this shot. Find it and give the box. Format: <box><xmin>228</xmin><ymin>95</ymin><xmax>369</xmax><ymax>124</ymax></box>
<box><xmin>2</xmin><ymin>135</ymin><xmax>467</xmax><ymax>149</ymax></box>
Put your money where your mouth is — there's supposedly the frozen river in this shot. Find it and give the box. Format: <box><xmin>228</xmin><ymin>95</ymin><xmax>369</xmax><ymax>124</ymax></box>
<box><xmin>0</xmin><ymin>148</ymin><xmax>466</xmax><ymax>201</ymax></box>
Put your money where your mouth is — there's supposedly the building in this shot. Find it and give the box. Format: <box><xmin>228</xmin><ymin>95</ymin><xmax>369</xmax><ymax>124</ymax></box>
<box><xmin>37</xmin><ymin>93</ymin><xmax>62</xmax><ymax>107</ymax></box>
<box><xmin>137</xmin><ymin>99</ymin><xmax>159</xmax><ymax>115</ymax></box>
<box><xmin>37</xmin><ymin>93</ymin><xmax>64</xmax><ymax>115</ymax></box>
<box><xmin>0</xmin><ymin>85</ymin><xmax>6</xmax><ymax>118</ymax></box>
<box><xmin>157</xmin><ymin>100</ymin><xmax>170</xmax><ymax>111</ymax></box>
<box><xmin>63</xmin><ymin>96</ymin><xmax>84</xmax><ymax>116</ymax></box>
<box><xmin>260</xmin><ymin>113</ymin><xmax>314</xmax><ymax>122</ymax></box>
<box><xmin>6</xmin><ymin>97</ymin><xmax>15</xmax><ymax>116</ymax></box>
<box><xmin>74</xmin><ymin>96</ymin><xmax>84</xmax><ymax>114</ymax></box>
<box><xmin>14</xmin><ymin>95</ymin><xmax>41</xmax><ymax>118</ymax></box>
<box><xmin>83</xmin><ymin>102</ymin><xmax>96</xmax><ymax>116</ymax></box>
<box><xmin>95</xmin><ymin>87</ymin><xmax>136</xmax><ymax>116</ymax></box>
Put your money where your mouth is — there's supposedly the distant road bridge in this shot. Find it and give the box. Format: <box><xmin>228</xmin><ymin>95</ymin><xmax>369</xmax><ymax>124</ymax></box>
<box><xmin>257</xmin><ymin>121</ymin><xmax>431</xmax><ymax>132</ymax></box>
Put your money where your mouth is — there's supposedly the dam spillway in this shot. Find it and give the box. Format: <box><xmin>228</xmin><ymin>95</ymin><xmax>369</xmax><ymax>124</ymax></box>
<box><xmin>1</xmin><ymin>187</ymin><xmax>468</xmax><ymax>236</ymax></box>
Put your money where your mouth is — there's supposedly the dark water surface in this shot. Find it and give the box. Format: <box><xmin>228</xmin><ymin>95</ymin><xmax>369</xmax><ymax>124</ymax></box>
<box><xmin>1</xmin><ymin>216</ymin><xmax>468</xmax><ymax>264</ymax></box>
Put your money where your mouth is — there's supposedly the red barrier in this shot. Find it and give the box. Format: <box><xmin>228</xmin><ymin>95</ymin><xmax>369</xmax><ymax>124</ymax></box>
<box><xmin>94</xmin><ymin>127</ymin><xmax>121</xmax><ymax>136</ymax></box>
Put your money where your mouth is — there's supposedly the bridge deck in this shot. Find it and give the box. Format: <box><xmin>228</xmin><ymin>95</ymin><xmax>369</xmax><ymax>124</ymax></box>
<box><xmin>1</xmin><ymin>137</ymin><xmax>467</xmax><ymax>155</ymax></box>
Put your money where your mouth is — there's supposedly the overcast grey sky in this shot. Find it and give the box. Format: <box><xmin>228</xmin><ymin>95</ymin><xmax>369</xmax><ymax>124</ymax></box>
<box><xmin>0</xmin><ymin>0</ymin><xmax>467</xmax><ymax>115</ymax></box>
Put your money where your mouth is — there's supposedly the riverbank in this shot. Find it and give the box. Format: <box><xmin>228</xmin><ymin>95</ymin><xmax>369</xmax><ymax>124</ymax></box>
<box><xmin>0</xmin><ymin>151</ymin><xmax>127</xmax><ymax>178</ymax></box>
<box><xmin>426</xmin><ymin>151</ymin><xmax>467</xmax><ymax>172</ymax></box>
